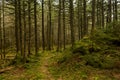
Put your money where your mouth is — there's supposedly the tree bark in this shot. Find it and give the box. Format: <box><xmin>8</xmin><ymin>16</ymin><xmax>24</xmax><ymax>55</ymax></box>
<box><xmin>34</xmin><ymin>0</ymin><xmax>38</xmax><ymax>54</ymax></box>
<box><xmin>69</xmin><ymin>0</ymin><xmax>75</xmax><ymax>48</ymax></box>
<box><xmin>18</xmin><ymin>0</ymin><xmax>23</xmax><ymax>56</ymax></box>
<box><xmin>42</xmin><ymin>0</ymin><xmax>45</xmax><ymax>50</ymax></box>
<box><xmin>2</xmin><ymin>0</ymin><xmax>6</xmax><ymax>58</ymax></box>
<box><xmin>83</xmin><ymin>0</ymin><xmax>87</xmax><ymax>35</ymax></box>
<box><xmin>48</xmin><ymin>0</ymin><xmax>52</xmax><ymax>50</ymax></box>
<box><xmin>28</xmin><ymin>0</ymin><xmax>31</xmax><ymax>56</ymax></box>
<box><xmin>91</xmin><ymin>0</ymin><xmax>96</xmax><ymax>33</ymax></box>
<box><xmin>62</xmin><ymin>0</ymin><xmax>66</xmax><ymax>49</ymax></box>
<box><xmin>57</xmin><ymin>0</ymin><xmax>61</xmax><ymax>51</ymax></box>
<box><xmin>23</xmin><ymin>0</ymin><xmax>26</xmax><ymax>62</ymax></box>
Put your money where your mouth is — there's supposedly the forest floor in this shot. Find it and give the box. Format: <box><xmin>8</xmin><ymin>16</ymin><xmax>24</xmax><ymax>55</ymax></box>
<box><xmin>0</xmin><ymin>50</ymin><xmax>120</xmax><ymax>80</ymax></box>
<box><xmin>0</xmin><ymin>51</ymin><xmax>56</xmax><ymax>80</ymax></box>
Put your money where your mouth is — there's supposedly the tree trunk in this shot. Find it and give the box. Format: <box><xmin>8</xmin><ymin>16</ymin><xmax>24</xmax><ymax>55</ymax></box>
<box><xmin>48</xmin><ymin>0</ymin><xmax>52</xmax><ymax>50</ymax></box>
<box><xmin>0</xmin><ymin>3</ymin><xmax>2</xmax><ymax>59</ymax></box>
<box><xmin>101</xmin><ymin>0</ymin><xmax>104</xmax><ymax>28</ymax></box>
<box><xmin>91</xmin><ymin>0</ymin><xmax>96</xmax><ymax>33</ymax></box>
<box><xmin>108</xmin><ymin>0</ymin><xmax>112</xmax><ymax>23</ymax></box>
<box><xmin>18</xmin><ymin>0</ymin><xmax>23</xmax><ymax>56</ymax></box>
<box><xmin>23</xmin><ymin>0</ymin><xmax>26</xmax><ymax>62</ymax></box>
<box><xmin>77</xmin><ymin>0</ymin><xmax>80</xmax><ymax>40</ymax></box>
<box><xmin>28</xmin><ymin>0</ymin><xmax>31</xmax><ymax>56</ymax></box>
<box><xmin>69</xmin><ymin>0</ymin><xmax>75</xmax><ymax>48</ymax></box>
<box><xmin>57</xmin><ymin>0</ymin><xmax>61</xmax><ymax>51</ymax></box>
<box><xmin>62</xmin><ymin>0</ymin><xmax>66</xmax><ymax>49</ymax></box>
<box><xmin>34</xmin><ymin>0</ymin><xmax>38</xmax><ymax>55</ymax></box>
<box><xmin>115</xmin><ymin>0</ymin><xmax>118</xmax><ymax>21</ymax></box>
<box><xmin>2</xmin><ymin>0</ymin><xmax>6</xmax><ymax>59</ymax></box>
<box><xmin>14</xmin><ymin>0</ymin><xmax>19</xmax><ymax>53</ymax></box>
<box><xmin>42</xmin><ymin>0</ymin><xmax>45</xmax><ymax>50</ymax></box>
<box><xmin>83</xmin><ymin>0</ymin><xmax>87</xmax><ymax>35</ymax></box>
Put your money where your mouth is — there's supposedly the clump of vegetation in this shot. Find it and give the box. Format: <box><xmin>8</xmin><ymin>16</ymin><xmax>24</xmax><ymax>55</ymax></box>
<box><xmin>49</xmin><ymin>28</ymin><xmax>120</xmax><ymax>80</ymax></box>
<box><xmin>72</xmin><ymin>29</ymin><xmax>120</xmax><ymax>69</ymax></box>
<box><xmin>73</xmin><ymin>37</ymin><xmax>101</xmax><ymax>55</ymax></box>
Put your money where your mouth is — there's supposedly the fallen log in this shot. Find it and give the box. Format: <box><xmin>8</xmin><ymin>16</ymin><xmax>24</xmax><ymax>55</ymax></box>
<box><xmin>0</xmin><ymin>66</ymin><xmax>14</xmax><ymax>74</ymax></box>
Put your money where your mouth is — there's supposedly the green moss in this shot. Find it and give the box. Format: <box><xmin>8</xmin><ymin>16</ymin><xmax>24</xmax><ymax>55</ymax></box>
<box><xmin>49</xmin><ymin>28</ymin><xmax>120</xmax><ymax>80</ymax></box>
<box><xmin>0</xmin><ymin>76</ymin><xmax>4</xmax><ymax>80</ymax></box>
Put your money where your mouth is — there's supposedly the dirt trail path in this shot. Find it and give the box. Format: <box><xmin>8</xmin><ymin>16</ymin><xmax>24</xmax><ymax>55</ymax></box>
<box><xmin>40</xmin><ymin>52</ymin><xmax>55</xmax><ymax>80</ymax></box>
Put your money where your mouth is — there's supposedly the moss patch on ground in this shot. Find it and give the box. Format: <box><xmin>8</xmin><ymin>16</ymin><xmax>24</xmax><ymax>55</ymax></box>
<box><xmin>49</xmin><ymin>30</ymin><xmax>120</xmax><ymax>80</ymax></box>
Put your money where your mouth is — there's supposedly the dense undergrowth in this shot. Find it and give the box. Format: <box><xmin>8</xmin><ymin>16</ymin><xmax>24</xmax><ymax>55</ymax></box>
<box><xmin>49</xmin><ymin>26</ymin><xmax>120</xmax><ymax>80</ymax></box>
